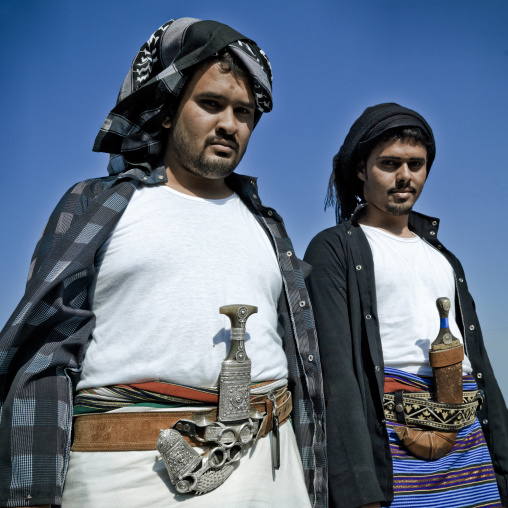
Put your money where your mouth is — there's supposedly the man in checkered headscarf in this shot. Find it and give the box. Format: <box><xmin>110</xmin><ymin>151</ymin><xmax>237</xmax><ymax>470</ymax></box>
<box><xmin>0</xmin><ymin>18</ymin><xmax>327</xmax><ymax>508</ymax></box>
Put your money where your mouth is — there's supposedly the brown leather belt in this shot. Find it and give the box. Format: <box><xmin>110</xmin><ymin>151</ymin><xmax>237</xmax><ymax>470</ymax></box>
<box><xmin>72</xmin><ymin>387</ymin><xmax>292</xmax><ymax>452</ymax></box>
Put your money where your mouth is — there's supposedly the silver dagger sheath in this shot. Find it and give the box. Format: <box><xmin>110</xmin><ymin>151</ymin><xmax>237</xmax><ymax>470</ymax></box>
<box><xmin>157</xmin><ymin>304</ymin><xmax>262</xmax><ymax>495</ymax></box>
<box><xmin>218</xmin><ymin>304</ymin><xmax>257</xmax><ymax>422</ymax></box>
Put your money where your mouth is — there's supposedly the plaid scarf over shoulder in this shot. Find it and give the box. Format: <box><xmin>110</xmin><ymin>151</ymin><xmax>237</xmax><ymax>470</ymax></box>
<box><xmin>0</xmin><ymin>18</ymin><xmax>326</xmax><ymax>507</ymax></box>
<box><xmin>0</xmin><ymin>171</ymin><xmax>327</xmax><ymax>507</ymax></box>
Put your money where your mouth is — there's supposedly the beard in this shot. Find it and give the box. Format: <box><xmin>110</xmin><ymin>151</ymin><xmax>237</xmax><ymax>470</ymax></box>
<box><xmin>384</xmin><ymin>185</ymin><xmax>419</xmax><ymax>216</ymax></box>
<box><xmin>384</xmin><ymin>202</ymin><xmax>414</xmax><ymax>216</ymax></box>
<box><xmin>169</xmin><ymin>122</ymin><xmax>243</xmax><ymax>180</ymax></box>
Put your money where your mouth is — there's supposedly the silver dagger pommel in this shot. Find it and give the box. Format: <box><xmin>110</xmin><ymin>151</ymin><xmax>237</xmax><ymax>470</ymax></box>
<box><xmin>218</xmin><ymin>305</ymin><xmax>258</xmax><ymax>422</ymax></box>
<box><xmin>220</xmin><ymin>305</ymin><xmax>258</xmax><ymax>362</ymax></box>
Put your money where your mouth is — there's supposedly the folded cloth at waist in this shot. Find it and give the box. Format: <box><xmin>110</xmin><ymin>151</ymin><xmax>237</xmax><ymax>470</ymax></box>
<box><xmin>72</xmin><ymin>385</ymin><xmax>291</xmax><ymax>451</ymax></box>
<box><xmin>383</xmin><ymin>368</ymin><xmax>482</xmax><ymax>431</ymax></box>
<box><xmin>74</xmin><ymin>378</ymin><xmax>288</xmax><ymax>414</ymax></box>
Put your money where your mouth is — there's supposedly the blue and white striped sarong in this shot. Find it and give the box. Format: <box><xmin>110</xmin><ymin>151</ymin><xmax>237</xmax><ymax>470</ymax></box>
<box><xmin>385</xmin><ymin>368</ymin><xmax>502</xmax><ymax>508</ymax></box>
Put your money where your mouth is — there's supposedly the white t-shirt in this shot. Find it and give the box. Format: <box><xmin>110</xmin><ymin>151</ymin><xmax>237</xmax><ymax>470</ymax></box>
<box><xmin>361</xmin><ymin>224</ymin><xmax>472</xmax><ymax>376</ymax></box>
<box><xmin>77</xmin><ymin>184</ymin><xmax>287</xmax><ymax>390</ymax></box>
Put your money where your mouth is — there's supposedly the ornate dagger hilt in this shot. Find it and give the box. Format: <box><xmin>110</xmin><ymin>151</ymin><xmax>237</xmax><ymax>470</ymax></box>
<box><xmin>218</xmin><ymin>305</ymin><xmax>258</xmax><ymax>422</ymax></box>
<box><xmin>432</xmin><ymin>297</ymin><xmax>461</xmax><ymax>348</ymax></box>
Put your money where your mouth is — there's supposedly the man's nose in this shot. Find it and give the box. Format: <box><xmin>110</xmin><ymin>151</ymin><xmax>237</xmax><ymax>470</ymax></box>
<box><xmin>216</xmin><ymin>107</ymin><xmax>238</xmax><ymax>134</ymax></box>
<box><xmin>396</xmin><ymin>163</ymin><xmax>411</xmax><ymax>181</ymax></box>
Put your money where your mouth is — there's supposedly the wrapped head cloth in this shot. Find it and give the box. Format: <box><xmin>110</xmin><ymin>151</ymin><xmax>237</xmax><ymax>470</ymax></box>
<box><xmin>93</xmin><ymin>18</ymin><xmax>273</xmax><ymax>174</ymax></box>
<box><xmin>327</xmin><ymin>103</ymin><xmax>436</xmax><ymax>222</ymax></box>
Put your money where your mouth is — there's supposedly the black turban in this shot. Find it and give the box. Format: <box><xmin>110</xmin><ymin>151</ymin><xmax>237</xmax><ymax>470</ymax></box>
<box><xmin>327</xmin><ymin>103</ymin><xmax>436</xmax><ymax>222</ymax></box>
<box><xmin>93</xmin><ymin>18</ymin><xmax>273</xmax><ymax>174</ymax></box>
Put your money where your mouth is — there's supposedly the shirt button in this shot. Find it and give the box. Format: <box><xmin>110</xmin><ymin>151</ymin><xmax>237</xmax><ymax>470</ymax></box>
<box><xmin>483</xmin><ymin>419</ymin><xmax>489</xmax><ymax>425</ymax></box>
<box><xmin>267</xmin><ymin>210</ymin><xmax>273</xmax><ymax>216</ymax></box>
<box><xmin>143</xmin><ymin>176</ymin><xmax>148</xmax><ymax>181</ymax></box>
<box><xmin>469</xmin><ymin>325</ymin><xmax>475</xmax><ymax>331</ymax></box>
<box><xmin>347</xmin><ymin>231</ymin><xmax>352</xmax><ymax>235</ymax></box>
<box><xmin>308</xmin><ymin>355</ymin><xmax>314</xmax><ymax>362</ymax></box>
<box><xmin>356</xmin><ymin>265</ymin><xmax>362</xmax><ymax>270</ymax></box>
<box><xmin>299</xmin><ymin>301</ymin><xmax>306</xmax><ymax>307</ymax></box>
<box><xmin>251</xmin><ymin>180</ymin><xmax>255</xmax><ymax>185</ymax></box>
<box><xmin>252</xmin><ymin>194</ymin><xmax>258</xmax><ymax>199</ymax></box>
<box><xmin>430</xmin><ymin>231</ymin><xmax>436</xmax><ymax>236</ymax></box>
<box><xmin>437</xmin><ymin>245</ymin><xmax>442</xmax><ymax>250</ymax></box>
<box><xmin>375</xmin><ymin>366</ymin><xmax>380</xmax><ymax>372</ymax></box>
<box><xmin>158</xmin><ymin>175</ymin><xmax>164</xmax><ymax>180</ymax></box>
<box><xmin>395</xmin><ymin>403</ymin><xmax>404</xmax><ymax>413</ymax></box>
<box><xmin>459</xmin><ymin>278</ymin><xmax>464</xmax><ymax>282</ymax></box>
<box><xmin>477</xmin><ymin>372</ymin><xmax>483</xmax><ymax>379</ymax></box>
<box><xmin>366</xmin><ymin>314</ymin><xmax>372</xmax><ymax>320</ymax></box>
<box><xmin>286</xmin><ymin>251</ymin><xmax>292</xmax><ymax>257</ymax></box>
<box><xmin>432</xmin><ymin>221</ymin><xmax>438</xmax><ymax>226</ymax></box>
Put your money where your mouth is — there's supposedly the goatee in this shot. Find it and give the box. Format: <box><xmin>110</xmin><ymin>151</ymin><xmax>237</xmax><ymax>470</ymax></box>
<box><xmin>171</xmin><ymin>126</ymin><xmax>241</xmax><ymax>179</ymax></box>
<box><xmin>385</xmin><ymin>203</ymin><xmax>413</xmax><ymax>216</ymax></box>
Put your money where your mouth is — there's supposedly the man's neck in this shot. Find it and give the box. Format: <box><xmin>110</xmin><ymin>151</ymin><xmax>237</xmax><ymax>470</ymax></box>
<box><xmin>164</xmin><ymin>165</ymin><xmax>233</xmax><ymax>200</ymax></box>
<box><xmin>358</xmin><ymin>206</ymin><xmax>414</xmax><ymax>238</ymax></box>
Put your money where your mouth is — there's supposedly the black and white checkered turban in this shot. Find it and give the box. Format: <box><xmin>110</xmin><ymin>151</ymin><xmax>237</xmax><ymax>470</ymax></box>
<box><xmin>93</xmin><ymin>18</ymin><xmax>273</xmax><ymax>171</ymax></box>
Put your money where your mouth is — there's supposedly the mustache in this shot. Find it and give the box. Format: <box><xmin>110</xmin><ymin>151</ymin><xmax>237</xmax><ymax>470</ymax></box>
<box><xmin>205</xmin><ymin>133</ymin><xmax>239</xmax><ymax>151</ymax></box>
<box><xmin>388</xmin><ymin>183</ymin><xmax>417</xmax><ymax>194</ymax></box>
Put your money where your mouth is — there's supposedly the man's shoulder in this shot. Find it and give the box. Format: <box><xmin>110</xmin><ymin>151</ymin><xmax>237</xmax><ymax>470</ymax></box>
<box><xmin>305</xmin><ymin>223</ymin><xmax>352</xmax><ymax>264</ymax></box>
<box><xmin>63</xmin><ymin>175</ymin><xmax>121</xmax><ymax>198</ymax></box>
<box><xmin>43</xmin><ymin>176</ymin><xmax>136</xmax><ymax>233</ymax></box>
<box><xmin>308</xmin><ymin>222</ymin><xmax>351</xmax><ymax>246</ymax></box>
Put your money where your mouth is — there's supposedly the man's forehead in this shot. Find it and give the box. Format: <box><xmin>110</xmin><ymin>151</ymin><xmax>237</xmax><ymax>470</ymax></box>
<box><xmin>185</xmin><ymin>60</ymin><xmax>255</xmax><ymax>102</ymax></box>
<box><xmin>372</xmin><ymin>137</ymin><xmax>428</xmax><ymax>155</ymax></box>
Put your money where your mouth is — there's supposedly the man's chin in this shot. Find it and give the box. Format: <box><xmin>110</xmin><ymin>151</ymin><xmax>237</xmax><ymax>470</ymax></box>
<box><xmin>187</xmin><ymin>161</ymin><xmax>238</xmax><ymax>180</ymax></box>
<box><xmin>385</xmin><ymin>204</ymin><xmax>413</xmax><ymax>216</ymax></box>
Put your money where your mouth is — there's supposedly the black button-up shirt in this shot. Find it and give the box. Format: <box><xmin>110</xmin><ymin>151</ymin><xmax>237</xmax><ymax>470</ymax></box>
<box><xmin>305</xmin><ymin>207</ymin><xmax>508</xmax><ymax>508</ymax></box>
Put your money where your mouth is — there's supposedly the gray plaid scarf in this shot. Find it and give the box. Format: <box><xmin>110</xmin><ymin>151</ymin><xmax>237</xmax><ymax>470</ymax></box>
<box><xmin>93</xmin><ymin>18</ymin><xmax>273</xmax><ymax>174</ymax></box>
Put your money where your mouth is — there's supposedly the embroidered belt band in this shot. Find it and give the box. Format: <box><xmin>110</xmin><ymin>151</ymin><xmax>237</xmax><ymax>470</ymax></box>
<box><xmin>72</xmin><ymin>386</ymin><xmax>292</xmax><ymax>451</ymax></box>
<box><xmin>383</xmin><ymin>389</ymin><xmax>483</xmax><ymax>431</ymax></box>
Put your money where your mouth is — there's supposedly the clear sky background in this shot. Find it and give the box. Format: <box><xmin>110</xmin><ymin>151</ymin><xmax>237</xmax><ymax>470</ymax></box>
<box><xmin>1</xmin><ymin>1</ymin><xmax>507</xmax><ymax>397</ymax></box>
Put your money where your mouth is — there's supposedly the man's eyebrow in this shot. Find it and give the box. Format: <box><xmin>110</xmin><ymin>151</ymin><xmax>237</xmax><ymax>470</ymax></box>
<box><xmin>197</xmin><ymin>92</ymin><xmax>255</xmax><ymax>109</ymax></box>
<box><xmin>377</xmin><ymin>155</ymin><xmax>426</xmax><ymax>162</ymax></box>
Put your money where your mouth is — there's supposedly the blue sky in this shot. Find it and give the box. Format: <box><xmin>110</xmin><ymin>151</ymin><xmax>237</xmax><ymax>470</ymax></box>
<box><xmin>1</xmin><ymin>1</ymin><xmax>507</xmax><ymax>396</ymax></box>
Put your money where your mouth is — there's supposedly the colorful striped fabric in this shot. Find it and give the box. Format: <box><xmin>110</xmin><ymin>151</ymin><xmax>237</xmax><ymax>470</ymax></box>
<box><xmin>73</xmin><ymin>379</ymin><xmax>286</xmax><ymax>415</ymax></box>
<box><xmin>385</xmin><ymin>368</ymin><xmax>501</xmax><ymax>508</ymax></box>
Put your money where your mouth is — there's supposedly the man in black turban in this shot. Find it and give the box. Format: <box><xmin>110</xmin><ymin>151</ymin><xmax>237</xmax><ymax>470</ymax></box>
<box><xmin>305</xmin><ymin>103</ymin><xmax>508</xmax><ymax>508</ymax></box>
<box><xmin>0</xmin><ymin>19</ymin><xmax>326</xmax><ymax>508</ymax></box>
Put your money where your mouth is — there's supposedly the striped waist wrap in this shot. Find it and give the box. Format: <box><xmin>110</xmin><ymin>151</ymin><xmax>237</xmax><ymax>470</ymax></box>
<box><xmin>383</xmin><ymin>368</ymin><xmax>501</xmax><ymax>508</ymax></box>
<box><xmin>72</xmin><ymin>380</ymin><xmax>291</xmax><ymax>451</ymax></box>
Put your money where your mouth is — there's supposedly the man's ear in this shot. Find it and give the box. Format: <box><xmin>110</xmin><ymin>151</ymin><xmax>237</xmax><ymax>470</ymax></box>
<box><xmin>161</xmin><ymin>116</ymin><xmax>171</xmax><ymax>129</ymax></box>
<box><xmin>356</xmin><ymin>161</ymin><xmax>367</xmax><ymax>182</ymax></box>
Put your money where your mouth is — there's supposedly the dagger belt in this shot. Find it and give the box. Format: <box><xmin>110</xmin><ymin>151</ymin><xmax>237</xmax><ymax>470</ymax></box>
<box><xmin>383</xmin><ymin>388</ymin><xmax>483</xmax><ymax>431</ymax></box>
<box><xmin>156</xmin><ymin>304</ymin><xmax>290</xmax><ymax>495</ymax></box>
<box><xmin>385</xmin><ymin>297</ymin><xmax>484</xmax><ymax>461</ymax></box>
<box><xmin>72</xmin><ymin>305</ymin><xmax>291</xmax><ymax>495</ymax></box>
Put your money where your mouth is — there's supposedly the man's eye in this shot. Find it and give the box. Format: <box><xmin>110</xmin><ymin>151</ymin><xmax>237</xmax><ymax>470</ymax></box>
<box><xmin>382</xmin><ymin>160</ymin><xmax>395</xmax><ymax>166</ymax></box>
<box><xmin>202</xmin><ymin>100</ymin><xmax>219</xmax><ymax>108</ymax></box>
